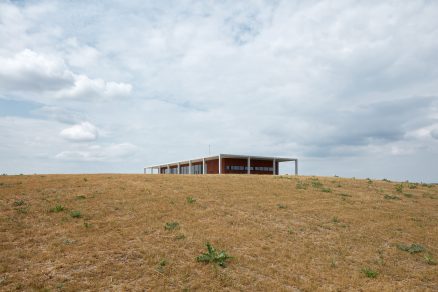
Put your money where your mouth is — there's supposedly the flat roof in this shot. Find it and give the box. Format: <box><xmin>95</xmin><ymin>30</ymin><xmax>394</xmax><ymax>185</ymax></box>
<box><xmin>144</xmin><ymin>154</ymin><xmax>297</xmax><ymax>169</ymax></box>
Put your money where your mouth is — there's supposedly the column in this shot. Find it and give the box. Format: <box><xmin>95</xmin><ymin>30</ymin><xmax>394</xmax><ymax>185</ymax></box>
<box><xmin>247</xmin><ymin>157</ymin><xmax>251</xmax><ymax>174</ymax></box>
<box><xmin>273</xmin><ymin>159</ymin><xmax>276</xmax><ymax>175</ymax></box>
<box><xmin>189</xmin><ymin>161</ymin><xmax>192</xmax><ymax>174</ymax></box>
<box><xmin>202</xmin><ymin>158</ymin><xmax>206</xmax><ymax>174</ymax></box>
<box><xmin>295</xmin><ymin>160</ymin><xmax>298</xmax><ymax>175</ymax></box>
<box><xmin>167</xmin><ymin>165</ymin><xmax>170</xmax><ymax>174</ymax></box>
<box><xmin>218</xmin><ymin>155</ymin><xmax>222</xmax><ymax>174</ymax></box>
<box><xmin>177</xmin><ymin>163</ymin><xmax>180</xmax><ymax>174</ymax></box>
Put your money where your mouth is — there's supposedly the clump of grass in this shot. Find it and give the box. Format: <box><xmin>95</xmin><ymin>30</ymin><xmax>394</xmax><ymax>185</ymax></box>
<box><xmin>332</xmin><ymin>216</ymin><xmax>339</xmax><ymax>223</ymax></box>
<box><xmin>186</xmin><ymin>196</ymin><xmax>196</xmax><ymax>204</ymax></box>
<box><xmin>296</xmin><ymin>181</ymin><xmax>308</xmax><ymax>190</ymax></box>
<box><xmin>175</xmin><ymin>234</ymin><xmax>185</xmax><ymax>240</ymax></box>
<box><xmin>70</xmin><ymin>211</ymin><xmax>82</xmax><ymax>218</ymax></box>
<box><xmin>384</xmin><ymin>194</ymin><xmax>400</xmax><ymax>200</ymax></box>
<box><xmin>395</xmin><ymin>184</ymin><xmax>403</xmax><ymax>193</ymax></box>
<box><xmin>403</xmin><ymin>193</ymin><xmax>414</xmax><ymax>198</ymax></box>
<box><xmin>321</xmin><ymin>187</ymin><xmax>332</xmax><ymax>193</ymax></box>
<box><xmin>310</xmin><ymin>179</ymin><xmax>323</xmax><ymax>188</ymax></box>
<box><xmin>75</xmin><ymin>195</ymin><xmax>86</xmax><ymax>200</ymax></box>
<box><xmin>397</xmin><ymin>243</ymin><xmax>425</xmax><ymax>254</ymax></box>
<box><xmin>156</xmin><ymin>259</ymin><xmax>167</xmax><ymax>273</ymax></box>
<box><xmin>382</xmin><ymin>178</ymin><xmax>391</xmax><ymax>182</ymax></box>
<box><xmin>84</xmin><ymin>222</ymin><xmax>92</xmax><ymax>228</ymax></box>
<box><xmin>164</xmin><ymin>222</ymin><xmax>179</xmax><ymax>230</ymax></box>
<box><xmin>366</xmin><ymin>178</ymin><xmax>372</xmax><ymax>184</ymax></box>
<box><xmin>277</xmin><ymin>204</ymin><xmax>287</xmax><ymax>209</ymax></box>
<box><xmin>83</xmin><ymin>178</ymin><xmax>88</xmax><ymax>182</ymax></box>
<box><xmin>49</xmin><ymin>205</ymin><xmax>65</xmax><ymax>213</ymax></box>
<box><xmin>408</xmin><ymin>183</ymin><xmax>417</xmax><ymax>189</ymax></box>
<box><xmin>196</xmin><ymin>242</ymin><xmax>232</xmax><ymax>268</ymax></box>
<box><xmin>424</xmin><ymin>254</ymin><xmax>436</xmax><ymax>265</ymax></box>
<box><xmin>13</xmin><ymin>199</ymin><xmax>25</xmax><ymax>206</ymax></box>
<box><xmin>361</xmin><ymin>267</ymin><xmax>378</xmax><ymax>278</ymax></box>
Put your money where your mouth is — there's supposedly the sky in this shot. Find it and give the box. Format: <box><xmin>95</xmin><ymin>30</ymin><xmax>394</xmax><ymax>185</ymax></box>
<box><xmin>0</xmin><ymin>0</ymin><xmax>437</xmax><ymax>182</ymax></box>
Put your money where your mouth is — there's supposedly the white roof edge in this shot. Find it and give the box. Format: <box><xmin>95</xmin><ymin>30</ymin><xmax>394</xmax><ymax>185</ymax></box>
<box><xmin>144</xmin><ymin>154</ymin><xmax>297</xmax><ymax>169</ymax></box>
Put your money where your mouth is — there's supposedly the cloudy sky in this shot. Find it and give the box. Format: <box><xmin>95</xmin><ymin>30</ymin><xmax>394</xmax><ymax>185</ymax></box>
<box><xmin>0</xmin><ymin>0</ymin><xmax>437</xmax><ymax>182</ymax></box>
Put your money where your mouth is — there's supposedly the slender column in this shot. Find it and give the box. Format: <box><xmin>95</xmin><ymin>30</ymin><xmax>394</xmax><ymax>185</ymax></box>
<box><xmin>273</xmin><ymin>159</ymin><xmax>276</xmax><ymax>175</ymax></box>
<box><xmin>189</xmin><ymin>160</ymin><xmax>192</xmax><ymax>174</ymax></box>
<box><xmin>247</xmin><ymin>157</ymin><xmax>251</xmax><ymax>174</ymax></box>
<box><xmin>202</xmin><ymin>158</ymin><xmax>206</xmax><ymax>174</ymax></box>
<box><xmin>218</xmin><ymin>155</ymin><xmax>222</xmax><ymax>174</ymax></box>
<box><xmin>295</xmin><ymin>159</ymin><xmax>298</xmax><ymax>175</ymax></box>
<box><xmin>167</xmin><ymin>165</ymin><xmax>170</xmax><ymax>174</ymax></box>
<box><xmin>177</xmin><ymin>163</ymin><xmax>180</xmax><ymax>174</ymax></box>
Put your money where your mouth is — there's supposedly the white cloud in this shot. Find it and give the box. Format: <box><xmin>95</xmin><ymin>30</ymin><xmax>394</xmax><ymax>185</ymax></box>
<box><xmin>0</xmin><ymin>49</ymin><xmax>132</xmax><ymax>101</ymax></box>
<box><xmin>55</xmin><ymin>143</ymin><xmax>137</xmax><ymax>161</ymax></box>
<box><xmin>55</xmin><ymin>74</ymin><xmax>132</xmax><ymax>100</ymax></box>
<box><xmin>59</xmin><ymin>122</ymin><xmax>99</xmax><ymax>142</ymax></box>
<box><xmin>0</xmin><ymin>49</ymin><xmax>74</xmax><ymax>91</ymax></box>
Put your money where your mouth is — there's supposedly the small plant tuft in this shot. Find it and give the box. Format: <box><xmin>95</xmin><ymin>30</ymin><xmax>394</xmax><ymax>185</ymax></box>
<box><xmin>196</xmin><ymin>242</ymin><xmax>232</xmax><ymax>268</ymax></box>
<box><xmin>384</xmin><ymin>194</ymin><xmax>400</xmax><ymax>200</ymax></box>
<box><xmin>321</xmin><ymin>187</ymin><xmax>332</xmax><ymax>193</ymax></box>
<box><xmin>424</xmin><ymin>254</ymin><xmax>436</xmax><ymax>265</ymax></box>
<box><xmin>75</xmin><ymin>195</ymin><xmax>86</xmax><ymax>200</ymax></box>
<box><xmin>397</xmin><ymin>243</ymin><xmax>425</xmax><ymax>254</ymax></box>
<box><xmin>361</xmin><ymin>267</ymin><xmax>378</xmax><ymax>278</ymax></box>
<box><xmin>296</xmin><ymin>181</ymin><xmax>308</xmax><ymax>190</ymax></box>
<box><xmin>13</xmin><ymin>199</ymin><xmax>25</xmax><ymax>206</ymax></box>
<box><xmin>310</xmin><ymin>179</ymin><xmax>323</xmax><ymax>188</ymax></box>
<box><xmin>50</xmin><ymin>205</ymin><xmax>65</xmax><ymax>213</ymax></box>
<box><xmin>186</xmin><ymin>196</ymin><xmax>196</xmax><ymax>204</ymax></box>
<box><xmin>164</xmin><ymin>222</ymin><xmax>179</xmax><ymax>230</ymax></box>
<box><xmin>70</xmin><ymin>211</ymin><xmax>82</xmax><ymax>218</ymax></box>
<box><xmin>395</xmin><ymin>184</ymin><xmax>403</xmax><ymax>193</ymax></box>
<box><xmin>277</xmin><ymin>204</ymin><xmax>287</xmax><ymax>209</ymax></box>
<box><xmin>382</xmin><ymin>178</ymin><xmax>391</xmax><ymax>182</ymax></box>
<box><xmin>175</xmin><ymin>234</ymin><xmax>186</xmax><ymax>240</ymax></box>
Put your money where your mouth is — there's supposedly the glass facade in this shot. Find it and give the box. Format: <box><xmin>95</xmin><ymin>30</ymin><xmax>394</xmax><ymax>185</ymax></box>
<box><xmin>225</xmin><ymin>165</ymin><xmax>273</xmax><ymax>172</ymax></box>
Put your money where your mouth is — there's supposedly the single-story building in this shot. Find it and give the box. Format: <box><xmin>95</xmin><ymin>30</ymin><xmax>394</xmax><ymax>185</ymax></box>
<box><xmin>144</xmin><ymin>154</ymin><xmax>298</xmax><ymax>175</ymax></box>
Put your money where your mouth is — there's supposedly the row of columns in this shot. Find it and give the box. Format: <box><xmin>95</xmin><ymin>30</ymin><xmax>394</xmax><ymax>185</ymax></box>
<box><xmin>144</xmin><ymin>157</ymin><xmax>298</xmax><ymax>176</ymax></box>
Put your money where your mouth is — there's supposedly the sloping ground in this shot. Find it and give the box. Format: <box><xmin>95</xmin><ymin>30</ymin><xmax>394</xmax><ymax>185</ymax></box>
<box><xmin>0</xmin><ymin>174</ymin><xmax>437</xmax><ymax>291</ymax></box>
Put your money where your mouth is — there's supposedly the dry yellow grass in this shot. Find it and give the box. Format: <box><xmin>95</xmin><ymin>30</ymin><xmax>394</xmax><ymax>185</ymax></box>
<box><xmin>1</xmin><ymin>174</ymin><xmax>437</xmax><ymax>291</ymax></box>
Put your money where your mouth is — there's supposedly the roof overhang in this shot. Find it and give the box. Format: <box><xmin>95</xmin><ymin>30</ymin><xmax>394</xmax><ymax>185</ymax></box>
<box><xmin>144</xmin><ymin>154</ymin><xmax>297</xmax><ymax>169</ymax></box>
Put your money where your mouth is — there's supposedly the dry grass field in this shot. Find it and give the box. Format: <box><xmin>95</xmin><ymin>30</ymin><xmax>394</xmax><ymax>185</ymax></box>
<box><xmin>1</xmin><ymin>174</ymin><xmax>437</xmax><ymax>291</ymax></box>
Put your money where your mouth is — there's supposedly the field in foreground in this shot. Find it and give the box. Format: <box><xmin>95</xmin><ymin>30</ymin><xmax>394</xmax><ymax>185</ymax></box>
<box><xmin>0</xmin><ymin>174</ymin><xmax>437</xmax><ymax>291</ymax></box>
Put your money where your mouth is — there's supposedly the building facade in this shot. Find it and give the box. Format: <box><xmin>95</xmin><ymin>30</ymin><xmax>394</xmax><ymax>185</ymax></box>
<box><xmin>144</xmin><ymin>154</ymin><xmax>298</xmax><ymax>175</ymax></box>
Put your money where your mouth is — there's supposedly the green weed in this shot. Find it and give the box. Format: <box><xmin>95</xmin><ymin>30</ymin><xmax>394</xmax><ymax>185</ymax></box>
<box><xmin>384</xmin><ymin>194</ymin><xmax>400</xmax><ymax>200</ymax></box>
<box><xmin>196</xmin><ymin>242</ymin><xmax>232</xmax><ymax>268</ymax></box>
<box><xmin>397</xmin><ymin>243</ymin><xmax>425</xmax><ymax>254</ymax></box>
<box><xmin>13</xmin><ymin>200</ymin><xmax>25</xmax><ymax>206</ymax></box>
<box><xmin>361</xmin><ymin>267</ymin><xmax>378</xmax><ymax>278</ymax></box>
<box><xmin>175</xmin><ymin>234</ymin><xmax>186</xmax><ymax>240</ymax></box>
<box><xmin>49</xmin><ymin>205</ymin><xmax>65</xmax><ymax>213</ymax></box>
<box><xmin>277</xmin><ymin>204</ymin><xmax>287</xmax><ymax>209</ymax></box>
<box><xmin>186</xmin><ymin>196</ymin><xmax>196</xmax><ymax>204</ymax></box>
<box><xmin>321</xmin><ymin>187</ymin><xmax>332</xmax><ymax>193</ymax></box>
<box><xmin>296</xmin><ymin>181</ymin><xmax>308</xmax><ymax>190</ymax></box>
<box><xmin>164</xmin><ymin>222</ymin><xmax>179</xmax><ymax>230</ymax></box>
<box><xmin>424</xmin><ymin>254</ymin><xmax>436</xmax><ymax>265</ymax></box>
<box><xmin>70</xmin><ymin>211</ymin><xmax>82</xmax><ymax>218</ymax></box>
<box><xmin>395</xmin><ymin>184</ymin><xmax>403</xmax><ymax>193</ymax></box>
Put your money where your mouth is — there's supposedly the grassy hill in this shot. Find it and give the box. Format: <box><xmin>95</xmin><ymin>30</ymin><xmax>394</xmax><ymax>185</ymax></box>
<box><xmin>1</xmin><ymin>174</ymin><xmax>437</xmax><ymax>291</ymax></box>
